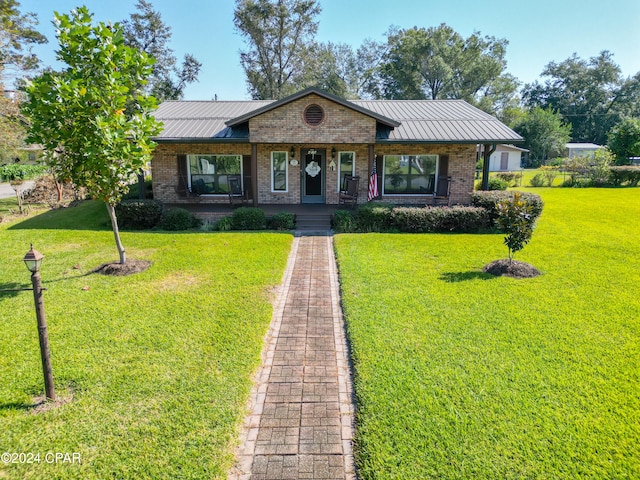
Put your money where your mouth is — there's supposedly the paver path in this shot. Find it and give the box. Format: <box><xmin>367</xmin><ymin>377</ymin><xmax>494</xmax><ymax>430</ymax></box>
<box><xmin>230</xmin><ymin>235</ymin><xmax>356</xmax><ymax>480</ymax></box>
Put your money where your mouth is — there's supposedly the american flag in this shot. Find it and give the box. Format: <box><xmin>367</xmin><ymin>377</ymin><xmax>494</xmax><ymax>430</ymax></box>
<box><xmin>367</xmin><ymin>161</ymin><xmax>378</xmax><ymax>201</ymax></box>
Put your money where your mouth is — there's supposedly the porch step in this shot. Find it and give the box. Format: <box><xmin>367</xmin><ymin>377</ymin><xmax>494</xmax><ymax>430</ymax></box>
<box><xmin>295</xmin><ymin>213</ymin><xmax>332</xmax><ymax>231</ymax></box>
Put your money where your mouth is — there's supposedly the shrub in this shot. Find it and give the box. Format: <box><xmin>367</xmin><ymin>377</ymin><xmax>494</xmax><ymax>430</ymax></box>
<box><xmin>495</xmin><ymin>192</ymin><xmax>538</xmax><ymax>261</ymax></box>
<box><xmin>353</xmin><ymin>203</ymin><xmax>395</xmax><ymax>232</ymax></box>
<box><xmin>495</xmin><ymin>172</ymin><xmax>521</xmax><ymax>186</ymax></box>
<box><xmin>332</xmin><ymin>210</ymin><xmax>355</xmax><ymax>233</ymax></box>
<box><xmin>0</xmin><ymin>164</ymin><xmax>47</xmax><ymax>181</ymax></box>
<box><xmin>213</xmin><ymin>216</ymin><xmax>233</xmax><ymax>231</ymax></box>
<box><xmin>391</xmin><ymin>206</ymin><xmax>490</xmax><ymax>233</ymax></box>
<box><xmin>115</xmin><ymin>199</ymin><xmax>163</xmax><ymax>229</ymax></box>
<box><xmin>529</xmin><ymin>173</ymin><xmax>545</xmax><ymax>187</ymax></box>
<box><xmin>487</xmin><ymin>177</ymin><xmax>509</xmax><ymax>191</ymax></box>
<box><xmin>541</xmin><ymin>166</ymin><xmax>559</xmax><ymax>186</ymax></box>
<box><xmin>332</xmin><ymin>205</ymin><xmax>490</xmax><ymax>233</ymax></box>
<box><xmin>267</xmin><ymin>212</ymin><xmax>295</xmax><ymax>230</ymax></box>
<box><xmin>160</xmin><ymin>207</ymin><xmax>200</xmax><ymax>231</ymax></box>
<box><xmin>471</xmin><ymin>190</ymin><xmax>543</xmax><ymax>228</ymax></box>
<box><xmin>231</xmin><ymin>207</ymin><xmax>266</xmax><ymax>230</ymax></box>
<box><xmin>608</xmin><ymin>166</ymin><xmax>640</xmax><ymax>187</ymax></box>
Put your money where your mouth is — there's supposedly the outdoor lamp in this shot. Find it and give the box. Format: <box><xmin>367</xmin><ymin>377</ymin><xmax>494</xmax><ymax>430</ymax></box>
<box><xmin>23</xmin><ymin>244</ymin><xmax>55</xmax><ymax>400</ymax></box>
<box><xmin>23</xmin><ymin>244</ymin><xmax>44</xmax><ymax>273</ymax></box>
<box><xmin>290</xmin><ymin>146</ymin><xmax>295</xmax><ymax>159</ymax></box>
<box><xmin>331</xmin><ymin>147</ymin><xmax>336</xmax><ymax>159</ymax></box>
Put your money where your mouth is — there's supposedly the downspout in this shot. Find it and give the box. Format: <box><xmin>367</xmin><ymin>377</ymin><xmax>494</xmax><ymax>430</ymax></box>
<box><xmin>481</xmin><ymin>143</ymin><xmax>497</xmax><ymax>191</ymax></box>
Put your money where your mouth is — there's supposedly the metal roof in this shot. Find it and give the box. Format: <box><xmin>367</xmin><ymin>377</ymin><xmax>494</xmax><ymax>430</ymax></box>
<box><xmin>153</xmin><ymin>100</ymin><xmax>272</xmax><ymax>141</ymax></box>
<box><xmin>353</xmin><ymin>99</ymin><xmax>522</xmax><ymax>143</ymax></box>
<box><xmin>153</xmin><ymin>91</ymin><xmax>522</xmax><ymax>144</ymax></box>
<box><xmin>566</xmin><ymin>143</ymin><xmax>602</xmax><ymax>149</ymax></box>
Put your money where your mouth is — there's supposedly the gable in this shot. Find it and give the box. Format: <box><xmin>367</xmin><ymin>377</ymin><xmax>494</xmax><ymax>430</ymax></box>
<box><xmin>249</xmin><ymin>93</ymin><xmax>378</xmax><ymax>144</ymax></box>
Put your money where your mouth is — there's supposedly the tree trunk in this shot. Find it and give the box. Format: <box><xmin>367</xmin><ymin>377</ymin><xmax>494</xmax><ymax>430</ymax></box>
<box><xmin>105</xmin><ymin>203</ymin><xmax>126</xmax><ymax>264</ymax></box>
<box><xmin>54</xmin><ymin>176</ymin><xmax>63</xmax><ymax>203</ymax></box>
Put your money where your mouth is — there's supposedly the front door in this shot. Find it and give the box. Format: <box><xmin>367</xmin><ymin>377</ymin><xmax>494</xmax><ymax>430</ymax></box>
<box><xmin>301</xmin><ymin>148</ymin><xmax>325</xmax><ymax>204</ymax></box>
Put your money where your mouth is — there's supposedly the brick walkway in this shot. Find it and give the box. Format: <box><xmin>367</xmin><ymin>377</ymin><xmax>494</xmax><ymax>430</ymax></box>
<box><xmin>230</xmin><ymin>235</ymin><xmax>356</xmax><ymax>480</ymax></box>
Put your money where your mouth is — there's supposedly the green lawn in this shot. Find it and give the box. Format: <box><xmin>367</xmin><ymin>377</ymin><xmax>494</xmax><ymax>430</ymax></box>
<box><xmin>0</xmin><ymin>201</ymin><xmax>292</xmax><ymax>479</ymax></box>
<box><xmin>335</xmin><ymin>188</ymin><xmax>640</xmax><ymax>479</ymax></box>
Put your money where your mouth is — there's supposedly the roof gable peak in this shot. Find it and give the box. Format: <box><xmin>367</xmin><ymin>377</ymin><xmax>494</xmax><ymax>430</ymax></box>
<box><xmin>225</xmin><ymin>87</ymin><xmax>400</xmax><ymax>128</ymax></box>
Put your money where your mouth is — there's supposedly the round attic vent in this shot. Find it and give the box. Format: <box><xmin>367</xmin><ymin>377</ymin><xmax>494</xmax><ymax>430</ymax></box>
<box><xmin>304</xmin><ymin>104</ymin><xmax>324</xmax><ymax>126</ymax></box>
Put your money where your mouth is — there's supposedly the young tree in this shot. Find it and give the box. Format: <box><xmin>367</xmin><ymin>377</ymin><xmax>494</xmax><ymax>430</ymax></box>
<box><xmin>608</xmin><ymin>117</ymin><xmax>640</xmax><ymax>165</ymax></box>
<box><xmin>22</xmin><ymin>7</ymin><xmax>162</xmax><ymax>264</ymax></box>
<box><xmin>495</xmin><ymin>192</ymin><xmax>536</xmax><ymax>263</ymax></box>
<box><xmin>234</xmin><ymin>0</ymin><xmax>321</xmax><ymax>99</ymax></box>
<box><xmin>122</xmin><ymin>0</ymin><xmax>201</xmax><ymax>102</ymax></box>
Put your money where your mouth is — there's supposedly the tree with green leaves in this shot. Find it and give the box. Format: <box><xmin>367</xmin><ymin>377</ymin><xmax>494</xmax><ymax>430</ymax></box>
<box><xmin>122</xmin><ymin>0</ymin><xmax>201</xmax><ymax>102</ymax></box>
<box><xmin>523</xmin><ymin>51</ymin><xmax>640</xmax><ymax>145</ymax></box>
<box><xmin>608</xmin><ymin>117</ymin><xmax>640</xmax><ymax>165</ymax></box>
<box><xmin>512</xmin><ymin>107</ymin><xmax>572</xmax><ymax>165</ymax></box>
<box><xmin>495</xmin><ymin>192</ymin><xmax>537</xmax><ymax>263</ymax></box>
<box><xmin>370</xmin><ymin>24</ymin><xmax>518</xmax><ymax>114</ymax></box>
<box><xmin>234</xmin><ymin>0</ymin><xmax>321</xmax><ymax>99</ymax></box>
<box><xmin>22</xmin><ymin>7</ymin><xmax>162</xmax><ymax>264</ymax></box>
<box><xmin>0</xmin><ymin>0</ymin><xmax>46</xmax><ymax>162</ymax></box>
<box><xmin>0</xmin><ymin>0</ymin><xmax>47</xmax><ymax>80</ymax></box>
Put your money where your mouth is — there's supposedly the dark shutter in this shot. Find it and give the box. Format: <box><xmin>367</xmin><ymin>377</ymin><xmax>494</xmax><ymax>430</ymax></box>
<box><xmin>176</xmin><ymin>154</ymin><xmax>188</xmax><ymax>197</ymax></box>
<box><xmin>438</xmin><ymin>154</ymin><xmax>449</xmax><ymax>178</ymax></box>
<box><xmin>242</xmin><ymin>155</ymin><xmax>252</xmax><ymax>200</ymax></box>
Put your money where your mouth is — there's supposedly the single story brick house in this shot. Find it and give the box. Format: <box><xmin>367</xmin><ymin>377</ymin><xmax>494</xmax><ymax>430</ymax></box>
<box><xmin>151</xmin><ymin>87</ymin><xmax>521</xmax><ymax>208</ymax></box>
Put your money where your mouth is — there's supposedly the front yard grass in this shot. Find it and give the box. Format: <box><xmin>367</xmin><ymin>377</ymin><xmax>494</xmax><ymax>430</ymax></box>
<box><xmin>0</xmin><ymin>200</ymin><xmax>292</xmax><ymax>479</ymax></box>
<box><xmin>335</xmin><ymin>188</ymin><xmax>640</xmax><ymax>479</ymax></box>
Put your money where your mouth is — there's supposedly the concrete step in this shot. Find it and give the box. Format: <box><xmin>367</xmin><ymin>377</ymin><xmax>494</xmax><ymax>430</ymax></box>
<box><xmin>296</xmin><ymin>214</ymin><xmax>332</xmax><ymax>230</ymax></box>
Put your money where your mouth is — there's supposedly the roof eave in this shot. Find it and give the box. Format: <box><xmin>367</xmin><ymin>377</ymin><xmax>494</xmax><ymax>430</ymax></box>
<box><xmin>376</xmin><ymin>138</ymin><xmax>524</xmax><ymax>145</ymax></box>
<box><xmin>153</xmin><ymin>137</ymin><xmax>250</xmax><ymax>144</ymax></box>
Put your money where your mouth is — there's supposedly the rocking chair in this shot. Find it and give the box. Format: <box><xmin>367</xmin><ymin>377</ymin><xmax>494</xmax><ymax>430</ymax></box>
<box><xmin>432</xmin><ymin>176</ymin><xmax>452</xmax><ymax>206</ymax></box>
<box><xmin>228</xmin><ymin>175</ymin><xmax>248</xmax><ymax>206</ymax></box>
<box><xmin>339</xmin><ymin>175</ymin><xmax>360</xmax><ymax>208</ymax></box>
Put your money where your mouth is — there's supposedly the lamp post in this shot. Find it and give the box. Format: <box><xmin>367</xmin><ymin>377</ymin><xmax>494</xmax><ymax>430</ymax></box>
<box><xmin>23</xmin><ymin>245</ymin><xmax>55</xmax><ymax>401</ymax></box>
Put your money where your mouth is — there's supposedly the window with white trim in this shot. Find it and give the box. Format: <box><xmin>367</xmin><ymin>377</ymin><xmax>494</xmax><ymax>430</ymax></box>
<box><xmin>188</xmin><ymin>154</ymin><xmax>242</xmax><ymax>194</ymax></box>
<box><xmin>271</xmin><ymin>151</ymin><xmax>288</xmax><ymax>192</ymax></box>
<box><xmin>383</xmin><ymin>155</ymin><xmax>438</xmax><ymax>195</ymax></box>
<box><xmin>337</xmin><ymin>152</ymin><xmax>355</xmax><ymax>191</ymax></box>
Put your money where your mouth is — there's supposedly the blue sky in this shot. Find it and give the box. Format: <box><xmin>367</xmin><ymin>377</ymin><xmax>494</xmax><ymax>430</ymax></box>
<box><xmin>19</xmin><ymin>0</ymin><xmax>640</xmax><ymax>100</ymax></box>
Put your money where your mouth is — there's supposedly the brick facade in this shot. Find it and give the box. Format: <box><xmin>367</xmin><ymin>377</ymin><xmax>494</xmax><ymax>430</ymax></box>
<box><xmin>250</xmin><ymin>94</ymin><xmax>376</xmax><ymax>144</ymax></box>
<box><xmin>151</xmin><ymin>96</ymin><xmax>477</xmax><ymax>206</ymax></box>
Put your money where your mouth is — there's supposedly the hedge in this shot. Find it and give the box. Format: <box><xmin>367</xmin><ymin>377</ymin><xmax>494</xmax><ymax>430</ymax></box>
<box><xmin>609</xmin><ymin>166</ymin><xmax>640</xmax><ymax>187</ymax></box>
<box><xmin>332</xmin><ymin>204</ymin><xmax>491</xmax><ymax>233</ymax></box>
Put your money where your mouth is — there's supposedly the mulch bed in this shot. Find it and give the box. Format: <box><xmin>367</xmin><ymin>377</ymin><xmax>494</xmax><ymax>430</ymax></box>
<box><xmin>482</xmin><ymin>259</ymin><xmax>541</xmax><ymax>279</ymax></box>
<box><xmin>93</xmin><ymin>260</ymin><xmax>151</xmax><ymax>276</ymax></box>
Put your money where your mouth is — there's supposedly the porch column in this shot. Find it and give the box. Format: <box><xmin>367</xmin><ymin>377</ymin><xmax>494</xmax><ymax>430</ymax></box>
<box><xmin>481</xmin><ymin>143</ymin><xmax>496</xmax><ymax>191</ymax></box>
<box><xmin>251</xmin><ymin>143</ymin><xmax>258</xmax><ymax>207</ymax></box>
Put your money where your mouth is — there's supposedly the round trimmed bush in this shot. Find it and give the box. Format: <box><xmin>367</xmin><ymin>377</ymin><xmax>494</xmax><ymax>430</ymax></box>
<box><xmin>231</xmin><ymin>207</ymin><xmax>266</xmax><ymax>230</ymax></box>
<box><xmin>160</xmin><ymin>207</ymin><xmax>200</xmax><ymax>231</ymax></box>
